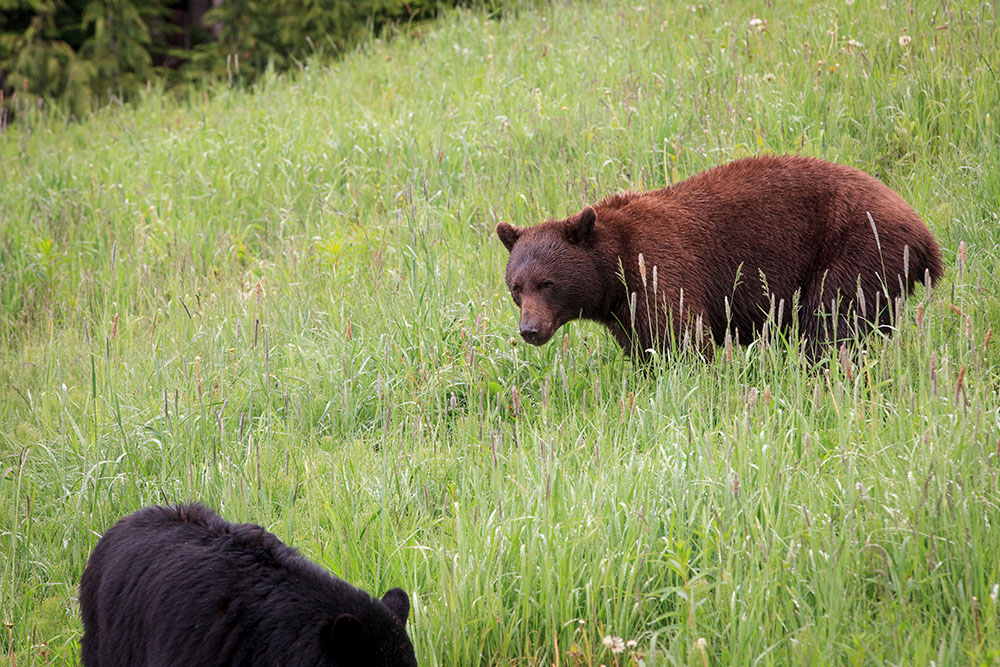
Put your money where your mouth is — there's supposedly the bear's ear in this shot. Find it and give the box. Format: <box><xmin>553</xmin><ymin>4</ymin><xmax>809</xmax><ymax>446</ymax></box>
<box><xmin>495</xmin><ymin>222</ymin><xmax>521</xmax><ymax>251</ymax></box>
<box><xmin>381</xmin><ymin>587</ymin><xmax>411</xmax><ymax>625</ymax></box>
<box><xmin>320</xmin><ymin>614</ymin><xmax>368</xmax><ymax>664</ymax></box>
<box><xmin>565</xmin><ymin>206</ymin><xmax>596</xmax><ymax>244</ymax></box>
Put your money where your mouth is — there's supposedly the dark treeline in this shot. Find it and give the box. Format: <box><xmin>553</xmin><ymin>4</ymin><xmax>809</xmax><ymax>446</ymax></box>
<box><xmin>0</xmin><ymin>0</ymin><xmax>514</xmax><ymax>127</ymax></box>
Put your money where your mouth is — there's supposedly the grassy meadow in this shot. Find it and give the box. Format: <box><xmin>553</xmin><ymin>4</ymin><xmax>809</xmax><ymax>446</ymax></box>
<box><xmin>2</xmin><ymin>0</ymin><xmax>1000</xmax><ymax>664</ymax></box>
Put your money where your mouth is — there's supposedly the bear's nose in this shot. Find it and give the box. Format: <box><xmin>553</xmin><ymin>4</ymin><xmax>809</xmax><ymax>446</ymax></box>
<box><xmin>520</xmin><ymin>325</ymin><xmax>543</xmax><ymax>345</ymax></box>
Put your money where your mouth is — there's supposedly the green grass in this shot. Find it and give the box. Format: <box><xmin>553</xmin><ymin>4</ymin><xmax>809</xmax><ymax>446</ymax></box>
<box><xmin>2</xmin><ymin>0</ymin><xmax>1000</xmax><ymax>664</ymax></box>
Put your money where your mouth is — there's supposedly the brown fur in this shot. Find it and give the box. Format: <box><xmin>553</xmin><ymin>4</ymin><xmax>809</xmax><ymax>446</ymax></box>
<box><xmin>496</xmin><ymin>155</ymin><xmax>943</xmax><ymax>359</ymax></box>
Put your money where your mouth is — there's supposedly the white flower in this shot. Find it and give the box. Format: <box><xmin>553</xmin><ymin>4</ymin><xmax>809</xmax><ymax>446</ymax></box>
<box><xmin>749</xmin><ymin>17</ymin><xmax>763</xmax><ymax>27</ymax></box>
<box><xmin>846</xmin><ymin>38</ymin><xmax>863</xmax><ymax>49</ymax></box>
<box><xmin>626</xmin><ymin>639</ymin><xmax>639</xmax><ymax>649</ymax></box>
<box><xmin>991</xmin><ymin>583</ymin><xmax>999</xmax><ymax>603</ymax></box>
<box><xmin>763</xmin><ymin>72</ymin><xmax>776</xmax><ymax>82</ymax></box>
<box><xmin>899</xmin><ymin>35</ymin><xmax>912</xmax><ymax>47</ymax></box>
<box><xmin>602</xmin><ymin>636</ymin><xmax>626</xmax><ymax>653</ymax></box>
<box><xmin>696</xmin><ymin>637</ymin><xmax>708</xmax><ymax>651</ymax></box>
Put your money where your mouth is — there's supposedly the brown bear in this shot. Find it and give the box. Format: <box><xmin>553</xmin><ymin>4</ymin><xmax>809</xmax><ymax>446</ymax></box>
<box><xmin>496</xmin><ymin>155</ymin><xmax>943</xmax><ymax>360</ymax></box>
<box><xmin>79</xmin><ymin>504</ymin><xmax>418</xmax><ymax>667</ymax></box>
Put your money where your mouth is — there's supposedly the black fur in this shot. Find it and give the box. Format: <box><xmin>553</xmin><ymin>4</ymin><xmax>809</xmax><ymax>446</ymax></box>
<box><xmin>79</xmin><ymin>504</ymin><xmax>417</xmax><ymax>667</ymax></box>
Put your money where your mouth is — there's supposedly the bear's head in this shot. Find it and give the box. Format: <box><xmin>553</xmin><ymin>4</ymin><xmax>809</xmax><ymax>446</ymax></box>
<box><xmin>496</xmin><ymin>206</ymin><xmax>603</xmax><ymax>346</ymax></box>
<box><xmin>319</xmin><ymin>587</ymin><xmax>417</xmax><ymax>666</ymax></box>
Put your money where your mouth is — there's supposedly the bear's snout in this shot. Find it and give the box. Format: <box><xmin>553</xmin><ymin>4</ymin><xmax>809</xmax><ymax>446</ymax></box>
<box><xmin>518</xmin><ymin>302</ymin><xmax>555</xmax><ymax>345</ymax></box>
<box><xmin>519</xmin><ymin>322</ymin><xmax>546</xmax><ymax>345</ymax></box>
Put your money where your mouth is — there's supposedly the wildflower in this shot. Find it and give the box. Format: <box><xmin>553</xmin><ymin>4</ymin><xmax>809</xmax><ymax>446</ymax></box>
<box><xmin>845</xmin><ymin>0</ymin><xmax>855</xmax><ymax>5</ymax></box>
<box><xmin>991</xmin><ymin>583</ymin><xmax>998</xmax><ymax>604</ymax></box>
<box><xmin>846</xmin><ymin>38</ymin><xmax>863</xmax><ymax>49</ymax></box>
<box><xmin>763</xmin><ymin>72</ymin><xmax>776</xmax><ymax>82</ymax></box>
<box><xmin>602</xmin><ymin>636</ymin><xmax>626</xmax><ymax>653</ymax></box>
<box><xmin>626</xmin><ymin>639</ymin><xmax>638</xmax><ymax>649</ymax></box>
<box><xmin>749</xmin><ymin>17</ymin><xmax>766</xmax><ymax>32</ymax></box>
<box><xmin>696</xmin><ymin>637</ymin><xmax>708</xmax><ymax>650</ymax></box>
<box><xmin>899</xmin><ymin>35</ymin><xmax>912</xmax><ymax>47</ymax></box>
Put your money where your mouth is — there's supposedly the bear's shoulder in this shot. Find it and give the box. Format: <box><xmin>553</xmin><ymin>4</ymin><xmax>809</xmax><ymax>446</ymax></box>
<box><xmin>594</xmin><ymin>190</ymin><xmax>645</xmax><ymax>212</ymax></box>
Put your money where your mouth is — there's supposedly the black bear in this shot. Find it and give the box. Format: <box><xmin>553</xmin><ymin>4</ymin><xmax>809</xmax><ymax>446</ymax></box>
<box><xmin>79</xmin><ymin>504</ymin><xmax>418</xmax><ymax>667</ymax></box>
<box><xmin>496</xmin><ymin>155</ymin><xmax>943</xmax><ymax>359</ymax></box>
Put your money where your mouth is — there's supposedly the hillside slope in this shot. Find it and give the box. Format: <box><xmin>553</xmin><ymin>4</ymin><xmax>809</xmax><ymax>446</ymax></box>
<box><xmin>2</xmin><ymin>1</ymin><xmax>999</xmax><ymax>664</ymax></box>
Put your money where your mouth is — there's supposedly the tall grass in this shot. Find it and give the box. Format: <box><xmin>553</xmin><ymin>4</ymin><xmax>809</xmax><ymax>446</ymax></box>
<box><xmin>2</xmin><ymin>0</ymin><xmax>999</xmax><ymax>664</ymax></box>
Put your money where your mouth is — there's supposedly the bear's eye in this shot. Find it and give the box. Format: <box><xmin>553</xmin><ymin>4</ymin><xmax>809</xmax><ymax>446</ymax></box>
<box><xmin>538</xmin><ymin>280</ymin><xmax>554</xmax><ymax>290</ymax></box>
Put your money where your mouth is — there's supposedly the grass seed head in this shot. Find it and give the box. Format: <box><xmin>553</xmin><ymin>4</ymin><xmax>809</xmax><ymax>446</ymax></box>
<box><xmin>602</xmin><ymin>636</ymin><xmax>625</xmax><ymax>653</ymax></box>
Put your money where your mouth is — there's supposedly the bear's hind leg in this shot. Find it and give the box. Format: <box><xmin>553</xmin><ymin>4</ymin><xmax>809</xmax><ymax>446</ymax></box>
<box><xmin>798</xmin><ymin>286</ymin><xmax>859</xmax><ymax>363</ymax></box>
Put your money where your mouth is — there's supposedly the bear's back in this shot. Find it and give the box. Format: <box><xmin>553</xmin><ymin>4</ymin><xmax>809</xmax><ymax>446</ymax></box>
<box><xmin>596</xmin><ymin>155</ymin><xmax>912</xmax><ymax>238</ymax></box>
